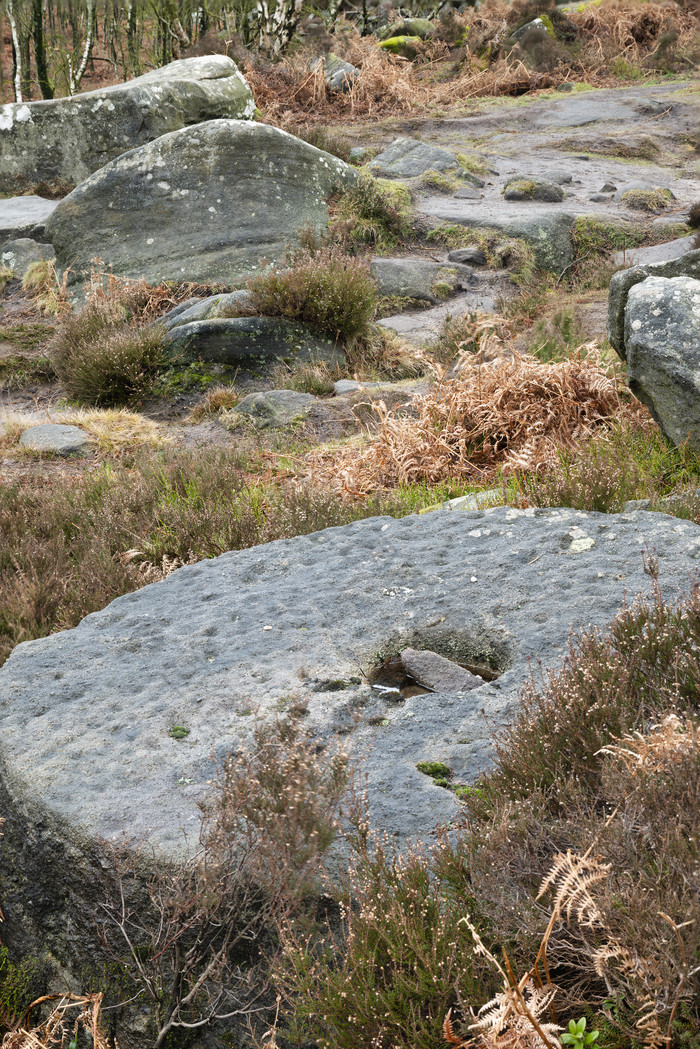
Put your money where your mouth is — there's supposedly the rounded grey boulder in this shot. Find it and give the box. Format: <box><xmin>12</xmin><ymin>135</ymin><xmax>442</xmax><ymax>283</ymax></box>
<box><xmin>164</xmin><ymin>316</ymin><xmax>345</xmax><ymax>367</ymax></box>
<box><xmin>46</xmin><ymin>119</ymin><xmax>358</xmax><ymax>289</ymax></box>
<box><xmin>18</xmin><ymin>423</ymin><xmax>90</xmax><ymax>455</ymax></box>
<box><xmin>0</xmin><ymin>56</ymin><xmax>255</xmax><ymax>193</ymax></box>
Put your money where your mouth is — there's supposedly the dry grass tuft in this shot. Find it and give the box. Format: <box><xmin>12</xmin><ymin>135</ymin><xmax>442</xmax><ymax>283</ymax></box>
<box><xmin>304</xmin><ymin>346</ymin><xmax>621</xmax><ymax>495</ymax></box>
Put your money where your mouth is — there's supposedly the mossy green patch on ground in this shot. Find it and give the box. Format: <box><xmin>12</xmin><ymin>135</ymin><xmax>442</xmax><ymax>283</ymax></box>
<box><xmin>419</xmin><ymin>168</ymin><xmax>460</xmax><ymax>194</ymax></box>
<box><xmin>0</xmin><ymin>354</ymin><xmax>55</xmax><ymax>389</ymax></box>
<box><xmin>571</xmin><ymin>216</ymin><xmax>650</xmax><ymax>256</ymax></box>
<box><xmin>0</xmin><ymin>947</ymin><xmax>47</xmax><ymax>1027</ymax></box>
<box><xmin>621</xmin><ymin>187</ymin><xmax>673</xmax><ymax>212</ymax></box>
<box><xmin>416</xmin><ymin>760</ymin><xmax>452</xmax><ymax>779</ymax></box>
<box><xmin>0</xmin><ymin>322</ymin><xmax>55</xmax><ymax>351</ymax></box>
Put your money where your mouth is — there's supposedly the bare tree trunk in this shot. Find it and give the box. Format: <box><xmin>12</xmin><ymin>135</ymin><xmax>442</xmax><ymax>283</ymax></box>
<box><xmin>5</xmin><ymin>0</ymin><xmax>24</xmax><ymax>101</ymax></box>
<box><xmin>68</xmin><ymin>0</ymin><xmax>94</xmax><ymax>93</ymax></box>
<box><xmin>32</xmin><ymin>0</ymin><xmax>54</xmax><ymax>97</ymax></box>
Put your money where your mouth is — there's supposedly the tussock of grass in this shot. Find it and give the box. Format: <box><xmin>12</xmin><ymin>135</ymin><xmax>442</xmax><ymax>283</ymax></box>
<box><xmin>268</xmin><ymin>359</ymin><xmax>339</xmax><ymax>397</ymax></box>
<box><xmin>0</xmin><ymin>409</ymin><xmax>168</xmax><ymax>455</ymax></box>
<box><xmin>21</xmin><ymin>260</ymin><xmax>69</xmax><ymax>316</ymax></box>
<box><xmin>305</xmin><ymin>345</ymin><xmax>621</xmax><ymax>493</ymax></box>
<box><xmin>331</xmin><ymin>172</ymin><xmax>414</xmax><ymax>252</ymax></box>
<box><xmin>189</xmin><ymin>385</ymin><xmax>241</xmax><ymax>420</ymax></box>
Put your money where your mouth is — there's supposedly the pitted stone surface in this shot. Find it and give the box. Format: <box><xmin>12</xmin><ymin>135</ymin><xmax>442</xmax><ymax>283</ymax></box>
<box><xmin>0</xmin><ymin>56</ymin><xmax>255</xmax><ymax>192</ymax></box>
<box><xmin>1</xmin><ymin>506</ymin><xmax>699</xmax><ymax>863</ymax></box>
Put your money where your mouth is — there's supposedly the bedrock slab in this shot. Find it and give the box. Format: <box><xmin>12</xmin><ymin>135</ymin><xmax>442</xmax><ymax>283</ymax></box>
<box><xmin>45</xmin><ymin>119</ymin><xmax>357</xmax><ymax>288</ymax></box>
<box><xmin>0</xmin><ymin>56</ymin><xmax>254</xmax><ymax>193</ymax></box>
<box><xmin>1</xmin><ymin>505</ymin><xmax>699</xmax><ymax>873</ymax></box>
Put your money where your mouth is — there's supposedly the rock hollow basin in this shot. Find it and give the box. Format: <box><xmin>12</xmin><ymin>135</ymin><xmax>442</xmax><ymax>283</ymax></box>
<box><xmin>1</xmin><ymin>505</ymin><xmax>699</xmax><ymax>863</ymax></box>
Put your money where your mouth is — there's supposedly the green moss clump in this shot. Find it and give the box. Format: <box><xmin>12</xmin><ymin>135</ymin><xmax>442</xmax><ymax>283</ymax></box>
<box><xmin>420</xmin><ymin>169</ymin><xmax>459</xmax><ymax>194</ymax></box>
<box><xmin>169</xmin><ymin>725</ymin><xmax>190</xmax><ymax>740</ymax></box>
<box><xmin>0</xmin><ymin>947</ymin><xmax>47</xmax><ymax>1025</ymax></box>
<box><xmin>571</xmin><ymin>217</ymin><xmax>649</xmax><ymax>257</ymax></box>
<box><xmin>377</xmin><ymin>35</ymin><xmax>420</xmax><ymax>58</ymax></box>
<box><xmin>456</xmin><ymin>152</ymin><xmax>488</xmax><ymax>176</ymax></box>
<box><xmin>416</xmin><ymin>760</ymin><xmax>452</xmax><ymax>779</ymax></box>
<box><xmin>503</xmin><ymin>179</ymin><xmax>537</xmax><ymax>198</ymax></box>
<box><xmin>621</xmin><ymin>188</ymin><xmax>673</xmax><ymax>213</ymax></box>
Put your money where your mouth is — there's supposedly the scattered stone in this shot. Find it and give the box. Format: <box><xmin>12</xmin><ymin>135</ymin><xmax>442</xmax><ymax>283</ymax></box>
<box><xmin>334</xmin><ymin>379</ymin><xmax>384</xmax><ymax>394</ymax></box>
<box><xmin>503</xmin><ymin>177</ymin><xmax>565</xmax><ymax>203</ymax></box>
<box><xmin>510</xmin><ymin>16</ymin><xmax>554</xmax><ymax>41</ymax></box>
<box><xmin>458</xmin><ymin>170</ymin><xmax>486</xmax><ymax>188</ymax></box>
<box><xmin>1</xmin><ymin>238</ymin><xmax>56</xmax><ymax>279</ymax></box>
<box><xmin>607</xmin><ymin>249</ymin><xmax>700</xmax><ymax>355</ymax></box>
<box><xmin>589</xmin><ymin>194</ymin><xmax>612</xmax><ymax>202</ymax></box>
<box><xmin>454</xmin><ymin>185</ymin><xmax>482</xmax><ymax>200</ymax></box>
<box><xmin>447</xmin><ymin>247</ymin><xmax>487</xmax><ymax>266</ymax></box>
<box><xmin>623</xmin><ymin>275</ymin><xmax>700</xmax><ymax>453</ymax></box>
<box><xmin>370</xmin><ymin>257</ymin><xmax>473</xmax><ymax>303</ymax></box>
<box><xmin>419</xmin><ymin>489</ymin><xmax>505</xmax><ymax>513</ymax></box>
<box><xmin>369</xmin><ymin>137</ymin><xmax>460</xmax><ymax>179</ymax></box>
<box><xmin>310</xmin><ymin>53</ymin><xmax>359</xmax><ymax>93</ymax></box>
<box><xmin>46</xmin><ymin>120</ymin><xmax>357</xmax><ymax>289</ymax></box>
<box><xmin>549</xmin><ymin>172</ymin><xmax>573</xmax><ymax>185</ymax></box>
<box><xmin>400</xmin><ymin>648</ymin><xmax>484</xmax><ymax>692</ymax></box>
<box><xmin>160</xmin><ymin>291</ymin><xmax>253</xmax><ymax>331</ymax></box>
<box><xmin>378</xmin><ymin>17</ymin><xmax>435</xmax><ymax>39</ymax></box>
<box><xmin>18</xmin><ymin>424</ymin><xmax>90</xmax><ymax>456</ymax></box>
<box><xmin>0</xmin><ymin>196</ymin><xmax>58</xmax><ymax>241</ymax></box>
<box><xmin>232</xmin><ymin>389</ymin><xmax>316</xmax><ymax>428</ymax></box>
<box><xmin>0</xmin><ymin>56</ymin><xmax>255</xmax><ymax>194</ymax></box>
<box><xmin>163</xmin><ymin>316</ymin><xmax>345</xmax><ymax>367</ymax></box>
<box><xmin>349</xmin><ymin>146</ymin><xmax>370</xmax><ymax>163</ymax></box>
<box><xmin>601</xmin><ymin>182</ymin><xmax>617</xmax><ymax>192</ymax></box>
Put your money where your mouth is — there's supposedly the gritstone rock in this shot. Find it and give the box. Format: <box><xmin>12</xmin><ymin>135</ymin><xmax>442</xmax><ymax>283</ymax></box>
<box><xmin>232</xmin><ymin>389</ymin><xmax>317</xmax><ymax>428</ymax></box>
<box><xmin>623</xmin><ymin>275</ymin><xmax>700</xmax><ymax>453</ymax></box>
<box><xmin>0</xmin><ymin>196</ymin><xmax>58</xmax><ymax>241</ymax></box>
<box><xmin>401</xmin><ymin>648</ymin><xmax>484</xmax><ymax>692</ymax></box>
<box><xmin>370</xmin><ymin>258</ymin><xmax>473</xmax><ymax>303</ymax></box>
<box><xmin>45</xmin><ymin>119</ymin><xmax>358</xmax><ymax>289</ymax></box>
<box><xmin>607</xmin><ymin>249</ymin><xmax>700</xmax><ymax>355</ymax></box>
<box><xmin>1</xmin><ymin>238</ymin><xmax>56</xmax><ymax>279</ymax></box>
<box><xmin>163</xmin><ymin>316</ymin><xmax>345</xmax><ymax>367</ymax></box>
<box><xmin>18</xmin><ymin>424</ymin><xmax>90</xmax><ymax>455</ymax></box>
<box><xmin>370</xmin><ymin>137</ymin><xmax>462</xmax><ymax>179</ymax></box>
<box><xmin>0</xmin><ymin>56</ymin><xmax>255</xmax><ymax>193</ymax></box>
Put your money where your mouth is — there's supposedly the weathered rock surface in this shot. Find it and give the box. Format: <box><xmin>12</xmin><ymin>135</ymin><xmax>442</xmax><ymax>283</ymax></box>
<box><xmin>607</xmin><ymin>249</ymin><xmax>700</xmax><ymax>354</ymax></box>
<box><xmin>503</xmin><ymin>177</ymin><xmax>565</xmax><ymax>203</ymax></box>
<box><xmin>0</xmin><ymin>56</ymin><xmax>255</xmax><ymax>193</ymax></box>
<box><xmin>18</xmin><ymin>424</ymin><xmax>89</xmax><ymax>455</ymax></box>
<box><xmin>623</xmin><ymin>275</ymin><xmax>700</xmax><ymax>452</ymax></box>
<box><xmin>612</xmin><ymin>235</ymin><xmax>695</xmax><ymax>270</ymax></box>
<box><xmin>401</xmin><ymin>648</ymin><xmax>484</xmax><ymax>692</ymax></box>
<box><xmin>370</xmin><ymin>137</ymin><xmax>461</xmax><ymax>179</ymax></box>
<box><xmin>0</xmin><ymin>196</ymin><xmax>58</xmax><ymax>241</ymax></box>
<box><xmin>164</xmin><ymin>316</ymin><xmax>345</xmax><ymax>366</ymax></box>
<box><xmin>378</xmin><ymin>17</ymin><xmax>435</xmax><ymax>39</ymax></box>
<box><xmin>447</xmin><ymin>246</ymin><xmax>488</xmax><ymax>266</ymax></box>
<box><xmin>371</xmin><ymin>257</ymin><xmax>473</xmax><ymax>303</ymax></box>
<box><xmin>45</xmin><ymin>119</ymin><xmax>357</xmax><ymax>289</ymax></box>
<box><xmin>233</xmin><ymin>389</ymin><xmax>316</xmax><ymax>428</ymax></box>
<box><xmin>310</xmin><ymin>53</ymin><xmax>359</xmax><ymax>92</ymax></box>
<box><xmin>160</xmin><ymin>290</ymin><xmax>253</xmax><ymax>331</ymax></box>
<box><xmin>425</xmin><ymin>207</ymin><xmax>576</xmax><ymax>271</ymax></box>
<box><xmin>1</xmin><ymin>238</ymin><xmax>56</xmax><ymax>279</ymax></box>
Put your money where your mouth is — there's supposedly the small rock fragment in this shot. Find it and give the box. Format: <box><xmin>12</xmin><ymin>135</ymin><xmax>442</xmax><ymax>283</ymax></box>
<box><xmin>400</xmin><ymin>648</ymin><xmax>484</xmax><ymax>692</ymax></box>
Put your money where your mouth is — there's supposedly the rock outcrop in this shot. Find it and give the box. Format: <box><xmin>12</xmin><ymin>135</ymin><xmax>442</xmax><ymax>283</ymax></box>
<box><xmin>607</xmin><ymin>249</ymin><xmax>700</xmax><ymax>355</ymax></box>
<box><xmin>164</xmin><ymin>316</ymin><xmax>345</xmax><ymax>367</ymax></box>
<box><xmin>0</xmin><ymin>56</ymin><xmax>255</xmax><ymax>193</ymax></box>
<box><xmin>623</xmin><ymin>275</ymin><xmax>700</xmax><ymax>452</ymax></box>
<box><xmin>45</xmin><ymin>119</ymin><xmax>358</xmax><ymax>288</ymax></box>
<box><xmin>0</xmin><ymin>196</ymin><xmax>58</xmax><ymax>241</ymax></box>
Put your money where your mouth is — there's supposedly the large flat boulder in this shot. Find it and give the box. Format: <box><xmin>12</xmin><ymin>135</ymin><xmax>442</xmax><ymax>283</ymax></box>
<box><xmin>623</xmin><ymin>275</ymin><xmax>700</xmax><ymax>452</ymax></box>
<box><xmin>1</xmin><ymin>507</ymin><xmax>698</xmax><ymax>976</ymax></box>
<box><xmin>607</xmin><ymin>249</ymin><xmax>700</xmax><ymax>356</ymax></box>
<box><xmin>0</xmin><ymin>56</ymin><xmax>255</xmax><ymax>193</ymax></box>
<box><xmin>45</xmin><ymin>120</ymin><xmax>358</xmax><ymax>288</ymax></box>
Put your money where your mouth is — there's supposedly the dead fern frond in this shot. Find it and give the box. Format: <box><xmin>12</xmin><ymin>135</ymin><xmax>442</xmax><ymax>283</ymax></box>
<box><xmin>537</xmin><ymin>850</ymin><xmax>611</xmax><ymax>928</ymax></box>
<box><xmin>597</xmin><ymin>715</ymin><xmax>700</xmax><ymax>775</ymax></box>
<box><xmin>1</xmin><ymin>993</ymin><xmax>112</xmax><ymax>1049</ymax></box>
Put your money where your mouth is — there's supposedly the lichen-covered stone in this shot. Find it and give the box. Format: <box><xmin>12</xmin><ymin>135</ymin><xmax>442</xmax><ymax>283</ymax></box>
<box><xmin>623</xmin><ymin>275</ymin><xmax>700</xmax><ymax>452</ymax></box>
<box><xmin>45</xmin><ymin>119</ymin><xmax>358</xmax><ymax>289</ymax></box>
<box><xmin>1</xmin><ymin>238</ymin><xmax>56</xmax><ymax>279</ymax></box>
<box><xmin>607</xmin><ymin>249</ymin><xmax>700</xmax><ymax>355</ymax></box>
<box><xmin>370</xmin><ymin>257</ymin><xmax>473</xmax><ymax>303</ymax></box>
<box><xmin>233</xmin><ymin>389</ymin><xmax>316</xmax><ymax>428</ymax></box>
<box><xmin>0</xmin><ymin>196</ymin><xmax>58</xmax><ymax>241</ymax></box>
<box><xmin>163</xmin><ymin>316</ymin><xmax>345</xmax><ymax>366</ymax></box>
<box><xmin>18</xmin><ymin>424</ymin><xmax>89</xmax><ymax>455</ymax></box>
<box><xmin>0</xmin><ymin>56</ymin><xmax>255</xmax><ymax>193</ymax></box>
<box><xmin>369</xmin><ymin>137</ymin><xmax>461</xmax><ymax>179</ymax></box>
<box><xmin>503</xmin><ymin>177</ymin><xmax>564</xmax><ymax>203</ymax></box>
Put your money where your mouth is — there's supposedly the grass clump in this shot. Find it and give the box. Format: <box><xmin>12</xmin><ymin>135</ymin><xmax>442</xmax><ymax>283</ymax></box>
<box><xmin>0</xmin><ymin>355</ymin><xmax>55</xmax><ymax>390</ymax></box>
<box><xmin>426</xmin><ymin>225</ymin><xmax>535</xmax><ymax>283</ymax></box>
<box><xmin>21</xmin><ymin>260</ymin><xmax>69</xmax><ymax>316</ymax></box>
<box><xmin>189</xmin><ymin>384</ymin><xmax>241</xmax><ymax>420</ymax></box>
<box><xmin>248</xmin><ymin>243</ymin><xmax>377</xmax><ymax>345</ymax></box>
<box><xmin>268</xmin><ymin>359</ymin><xmax>338</xmax><ymax>396</ymax></box>
<box><xmin>332</xmin><ymin>172</ymin><xmax>414</xmax><ymax>252</ymax></box>
<box><xmin>621</xmin><ymin>187</ymin><xmax>673</xmax><ymax>212</ymax></box>
<box><xmin>419</xmin><ymin>169</ymin><xmax>460</xmax><ymax>194</ymax></box>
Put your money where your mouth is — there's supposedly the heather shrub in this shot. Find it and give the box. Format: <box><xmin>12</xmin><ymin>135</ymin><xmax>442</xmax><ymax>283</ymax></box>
<box><xmin>247</xmin><ymin>244</ymin><xmax>377</xmax><ymax>344</ymax></box>
<box><xmin>51</xmin><ymin>297</ymin><xmax>166</xmax><ymax>406</ymax></box>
